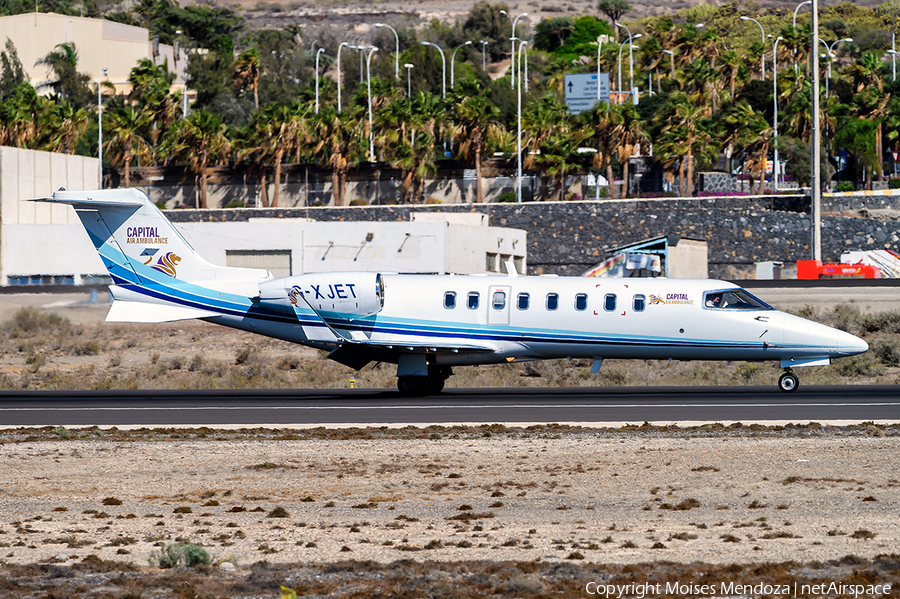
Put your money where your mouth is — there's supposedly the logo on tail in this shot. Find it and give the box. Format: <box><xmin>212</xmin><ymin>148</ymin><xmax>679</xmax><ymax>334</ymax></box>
<box><xmin>142</xmin><ymin>250</ymin><xmax>182</xmax><ymax>278</ymax></box>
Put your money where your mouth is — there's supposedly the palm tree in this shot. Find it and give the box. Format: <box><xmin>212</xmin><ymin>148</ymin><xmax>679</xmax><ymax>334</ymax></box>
<box><xmin>312</xmin><ymin>106</ymin><xmax>364</xmax><ymax>206</ymax></box>
<box><xmin>39</xmin><ymin>101</ymin><xmax>89</xmax><ymax>154</ymax></box>
<box><xmin>128</xmin><ymin>59</ymin><xmax>178</xmax><ymax>158</ymax></box>
<box><xmin>522</xmin><ymin>95</ymin><xmax>572</xmax><ymax>201</ymax></box>
<box><xmin>451</xmin><ymin>93</ymin><xmax>503</xmax><ymax>203</ymax></box>
<box><xmin>104</xmin><ymin>103</ymin><xmax>152</xmax><ymax>188</ymax></box>
<box><xmin>169</xmin><ymin>110</ymin><xmax>232</xmax><ymax>209</ymax></box>
<box><xmin>35</xmin><ymin>42</ymin><xmax>92</xmax><ymax>107</ymax></box>
<box><xmin>233</xmin><ymin>48</ymin><xmax>260</xmax><ymax>110</ymax></box>
<box><xmin>659</xmin><ymin>93</ymin><xmax>712</xmax><ymax>196</ymax></box>
<box><xmin>251</xmin><ymin>101</ymin><xmax>305</xmax><ymax>207</ymax></box>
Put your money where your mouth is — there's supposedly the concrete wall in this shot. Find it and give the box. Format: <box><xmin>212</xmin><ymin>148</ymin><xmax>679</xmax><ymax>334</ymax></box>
<box><xmin>164</xmin><ymin>196</ymin><xmax>900</xmax><ymax>280</ymax></box>
<box><xmin>0</xmin><ymin>13</ymin><xmax>184</xmax><ymax>95</ymax></box>
<box><xmin>177</xmin><ymin>218</ymin><xmax>526</xmax><ymax>275</ymax></box>
<box><xmin>0</xmin><ymin>147</ymin><xmax>102</xmax><ymax>284</ymax></box>
<box><xmin>668</xmin><ymin>239</ymin><xmax>709</xmax><ymax>279</ymax></box>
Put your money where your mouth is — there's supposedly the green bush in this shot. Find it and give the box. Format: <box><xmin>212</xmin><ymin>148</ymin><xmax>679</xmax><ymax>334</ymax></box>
<box><xmin>863</xmin><ymin>309</ymin><xmax>900</xmax><ymax>334</ymax></box>
<box><xmin>872</xmin><ymin>337</ymin><xmax>900</xmax><ymax>366</ymax></box>
<box><xmin>496</xmin><ymin>191</ymin><xmax>517</xmax><ymax>203</ymax></box>
<box><xmin>830</xmin><ymin>353</ymin><xmax>884</xmax><ymax>378</ymax></box>
<box><xmin>835</xmin><ymin>181</ymin><xmax>855</xmax><ymax>192</ymax></box>
<box><xmin>149</xmin><ymin>542</ymin><xmax>210</xmax><ymax>568</ymax></box>
<box><xmin>890</xmin><ymin>178</ymin><xmax>900</xmax><ymax>189</ymax></box>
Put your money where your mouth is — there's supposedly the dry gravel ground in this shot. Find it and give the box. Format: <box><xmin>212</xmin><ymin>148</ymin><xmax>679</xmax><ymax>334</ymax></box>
<box><xmin>0</xmin><ymin>292</ymin><xmax>898</xmax><ymax>596</ymax></box>
<box><xmin>0</xmin><ymin>426</ymin><xmax>898</xmax><ymax>596</ymax></box>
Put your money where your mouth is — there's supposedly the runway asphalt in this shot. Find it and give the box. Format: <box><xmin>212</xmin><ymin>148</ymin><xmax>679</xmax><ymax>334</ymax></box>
<box><xmin>0</xmin><ymin>385</ymin><xmax>898</xmax><ymax>428</ymax></box>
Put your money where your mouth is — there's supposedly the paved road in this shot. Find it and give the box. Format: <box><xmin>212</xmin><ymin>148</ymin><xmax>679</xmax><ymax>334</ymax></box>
<box><xmin>0</xmin><ymin>386</ymin><xmax>897</xmax><ymax>427</ymax></box>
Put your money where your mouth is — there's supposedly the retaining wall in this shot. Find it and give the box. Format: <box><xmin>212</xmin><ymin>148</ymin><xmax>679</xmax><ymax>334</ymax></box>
<box><xmin>166</xmin><ymin>195</ymin><xmax>900</xmax><ymax>279</ymax></box>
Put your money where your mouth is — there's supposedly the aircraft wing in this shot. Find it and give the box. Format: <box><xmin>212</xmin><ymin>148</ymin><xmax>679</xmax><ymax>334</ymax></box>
<box><xmin>327</xmin><ymin>338</ymin><xmax>496</xmax><ymax>370</ymax></box>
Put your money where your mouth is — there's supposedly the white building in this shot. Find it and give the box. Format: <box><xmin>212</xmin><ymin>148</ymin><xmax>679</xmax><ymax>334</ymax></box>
<box><xmin>0</xmin><ymin>12</ymin><xmax>185</xmax><ymax>95</ymax></box>
<box><xmin>0</xmin><ymin>148</ymin><xmax>527</xmax><ymax>285</ymax></box>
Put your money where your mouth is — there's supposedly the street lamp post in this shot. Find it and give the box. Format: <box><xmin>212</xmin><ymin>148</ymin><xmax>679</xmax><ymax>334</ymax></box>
<box><xmin>420</xmin><ymin>41</ymin><xmax>446</xmax><ymax>98</ymax></box>
<box><xmin>793</xmin><ymin>0</ymin><xmax>812</xmax><ymax>75</ymax></box>
<box><xmin>314</xmin><ymin>47</ymin><xmax>324</xmax><ymax>114</ymax></box>
<box><xmin>374</xmin><ymin>23</ymin><xmax>399</xmax><ymax>80</ymax></box>
<box><xmin>617</xmin><ymin>41</ymin><xmax>639</xmax><ymax>102</ymax></box>
<box><xmin>365</xmin><ymin>47</ymin><xmax>378</xmax><ymax>162</ymax></box>
<box><xmin>739</xmin><ymin>16</ymin><xmax>766</xmax><ymax>81</ymax></box>
<box><xmin>615</xmin><ymin>23</ymin><xmax>641</xmax><ymax>93</ymax></box>
<box><xmin>337</xmin><ymin>41</ymin><xmax>349</xmax><ymax>113</ymax></box>
<box><xmin>98</xmin><ymin>67</ymin><xmax>107</xmax><ymax>189</ymax></box>
<box><xmin>773</xmin><ymin>36</ymin><xmax>783</xmax><ymax>191</ymax></box>
<box><xmin>516</xmin><ymin>40</ymin><xmax>528</xmax><ymax>203</ymax></box>
<box><xmin>480</xmin><ymin>40</ymin><xmax>488</xmax><ymax>70</ymax></box>
<box><xmin>663</xmin><ymin>49</ymin><xmax>675</xmax><ymax>81</ymax></box>
<box><xmin>596</xmin><ymin>36</ymin><xmax>604</xmax><ymax>99</ymax></box>
<box><xmin>893</xmin><ymin>11</ymin><xmax>899</xmax><ymax>82</ymax></box>
<box><xmin>404</xmin><ymin>62</ymin><xmax>413</xmax><ymax>98</ymax></box>
<box><xmin>451</xmin><ymin>40</ymin><xmax>472</xmax><ymax>89</ymax></box>
<box><xmin>65</xmin><ymin>18</ymin><xmax>73</xmax><ymax>44</ymax></box>
<box><xmin>501</xmin><ymin>10</ymin><xmax>527</xmax><ymax>88</ymax></box>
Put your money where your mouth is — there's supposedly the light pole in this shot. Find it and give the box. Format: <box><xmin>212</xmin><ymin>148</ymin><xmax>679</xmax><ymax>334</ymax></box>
<box><xmin>314</xmin><ymin>47</ymin><xmax>324</xmax><ymax>114</ymax></box>
<box><xmin>793</xmin><ymin>0</ymin><xmax>811</xmax><ymax>30</ymax></box>
<box><xmin>615</xmin><ymin>23</ymin><xmax>641</xmax><ymax>93</ymax></box>
<box><xmin>480</xmin><ymin>40</ymin><xmax>488</xmax><ymax>70</ymax></box>
<box><xmin>596</xmin><ymin>36</ymin><xmax>604</xmax><ymax>99</ymax></box>
<box><xmin>792</xmin><ymin>0</ymin><xmax>812</xmax><ymax>75</ymax></box>
<box><xmin>365</xmin><ymin>47</ymin><xmax>378</xmax><ymax>162</ymax></box>
<box><xmin>893</xmin><ymin>11</ymin><xmax>898</xmax><ymax>82</ymax></box>
<box><xmin>420</xmin><ymin>41</ymin><xmax>446</xmax><ymax>98</ymax></box>
<box><xmin>65</xmin><ymin>18</ymin><xmax>73</xmax><ymax>44</ymax></box>
<box><xmin>98</xmin><ymin>67</ymin><xmax>107</xmax><ymax>189</ymax></box>
<box><xmin>404</xmin><ymin>62</ymin><xmax>413</xmax><ymax>98</ymax></box>
<box><xmin>663</xmin><ymin>49</ymin><xmax>675</xmax><ymax>81</ymax></box>
<box><xmin>772</xmin><ymin>36</ymin><xmax>783</xmax><ymax>191</ymax></box>
<box><xmin>451</xmin><ymin>40</ymin><xmax>472</xmax><ymax>89</ymax></box>
<box><xmin>739</xmin><ymin>16</ymin><xmax>766</xmax><ymax>81</ymax></box>
<box><xmin>516</xmin><ymin>41</ymin><xmax>528</xmax><ymax>203</ymax></box>
<box><xmin>337</xmin><ymin>41</ymin><xmax>349</xmax><ymax>113</ymax></box>
<box><xmin>617</xmin><ymin>41</ymin><xmax>640</xmax><ymax>101</ymax></box>
<box><xmin>374</xmin><ymin>23</ymin><xmax>399</xmax><ymax>79</ymax></box>
<box><xmin>501</xmin><ymin>10</ymin><xmax>527</xmax><ymax>88</ymax></box>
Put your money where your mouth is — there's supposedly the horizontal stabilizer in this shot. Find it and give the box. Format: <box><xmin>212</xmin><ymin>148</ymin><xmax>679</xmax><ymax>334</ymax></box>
<box><xmin>31</xmin><ymin>196</ymin><xmax>144</xmax><ymax>208</ymax></box>
<box><xmin>106</xmin><ymin>300</ymin><xmax>219</xmax><ymax>323</ymax></box>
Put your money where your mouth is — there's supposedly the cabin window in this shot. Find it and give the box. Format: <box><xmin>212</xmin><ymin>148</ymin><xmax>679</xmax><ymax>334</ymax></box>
<box><xmin>546</xmin><ymin>293</ymin><xmax>559</xmax><ymax>311</ymax></box>
<box><xmin>604</xmin><ymin>294</ymin><xmax>617</xmax><ymax>312</ymax></box>
<box><xmin>633</xmin><ymin>294</ymin><xmax>646</xmax><ymax>312</ymax></box>
<box><xmin>517</xmin><ymin>293</ymin><xmax>530</xmax><ymax>310</ymax></box>
<box><xmin>444</xmin><ymin>292</ymin><xmax>456</xmax><ymax>309</ymax></box>
<box><xmin>492</xmin><ymin>290</ymin><xmax>507</xmax><ymax>310</ymax></box>
<box><xmin>467</xmin><ymin>292</ymin><xmax>480</xmax><ymax>310</ymax></box>
<box><xmin>575</xmin><ymin>293</ymin><xmax>588</xmax><ymax>311</ymax></box>
<box><xmin>704</xmin><ymin>290</ymin><xmax>774</xmax><ymax>310</ymax></box>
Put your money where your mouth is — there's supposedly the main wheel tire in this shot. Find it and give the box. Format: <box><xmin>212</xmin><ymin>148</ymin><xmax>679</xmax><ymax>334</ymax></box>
<box><xmin>397</xmin><ymin>376</ymin><xmax>425</xmax><ymax>396</ymax></box>
<box><xmin>423</xmin><ymin>376</ymin><xmax>445</xmax><ymax>395</ymax></box>
<box><xmin>778</xmin><ymin>371</ymin><xmax>799</xmax><ymax>393</ymax></box>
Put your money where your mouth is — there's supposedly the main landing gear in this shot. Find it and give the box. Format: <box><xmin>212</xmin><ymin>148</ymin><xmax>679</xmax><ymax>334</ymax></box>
<box><xmin>397</xmin><ymin>366</ymin><xmax>452</xmax><ymax>396</ymax></box>
<box><xmin>778</xmin><ymin>369</ymin><xmax>799</xmax><ymax>393</ymax></box>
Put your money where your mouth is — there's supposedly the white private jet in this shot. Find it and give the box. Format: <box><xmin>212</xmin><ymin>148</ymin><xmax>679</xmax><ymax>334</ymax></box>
<box><xmin>38</xmin><ymin>188</ymin><xmax>868</xmax><ymax>394</ymax></box>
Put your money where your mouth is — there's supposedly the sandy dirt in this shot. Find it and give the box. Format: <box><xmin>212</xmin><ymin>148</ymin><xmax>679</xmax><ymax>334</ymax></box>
<box><xmin>1</xmin><ymin>428</ymin><xmax>897</xmax><ymax>568</ymax></box>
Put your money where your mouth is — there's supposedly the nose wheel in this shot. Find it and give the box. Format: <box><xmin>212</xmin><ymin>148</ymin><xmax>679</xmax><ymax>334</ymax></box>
<box><xmin>778</xmin><ymin>370</ymin><xmax>799</xmax><ymax>393</ymax></box>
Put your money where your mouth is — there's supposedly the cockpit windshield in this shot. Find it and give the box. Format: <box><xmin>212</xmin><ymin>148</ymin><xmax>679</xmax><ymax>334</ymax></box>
<box><xmin>704</xmin><ymin>289</ymin><xmax>773</xmax><ymax>310</ymax></box>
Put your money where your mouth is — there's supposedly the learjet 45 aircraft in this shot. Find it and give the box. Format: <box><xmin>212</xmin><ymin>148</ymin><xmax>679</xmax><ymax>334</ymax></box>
<box><xmin>38</xmin><ymin>188</ymin><xmax>869</xmax><ymax>394</ymax></box>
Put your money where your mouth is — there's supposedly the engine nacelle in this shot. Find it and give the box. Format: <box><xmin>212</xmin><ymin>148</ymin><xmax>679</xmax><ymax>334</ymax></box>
<box><xmin>256</xmin><ymin>272</ymin><xmax>384</xmax><ymax>318</ymax></box>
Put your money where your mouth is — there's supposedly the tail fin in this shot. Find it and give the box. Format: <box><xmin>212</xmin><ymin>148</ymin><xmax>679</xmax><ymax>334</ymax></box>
<box><xmin>37</xmin><ymin>188</ymin><xmax>267</xmax><ymax>288</ymax></box>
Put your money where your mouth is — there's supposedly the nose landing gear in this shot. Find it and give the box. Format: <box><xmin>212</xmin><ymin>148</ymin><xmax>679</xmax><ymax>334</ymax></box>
<box><xmin>778</xmin><ymin>370</ymin><xmax>799</xmax><ymax>393</ymax></box>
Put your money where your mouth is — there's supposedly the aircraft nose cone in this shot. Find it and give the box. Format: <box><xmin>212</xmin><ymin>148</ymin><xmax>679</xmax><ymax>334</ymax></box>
<box><xmin>838</xmin><ymin>330</ymin><xmax>868</xmax><ymax>356</ymax></box>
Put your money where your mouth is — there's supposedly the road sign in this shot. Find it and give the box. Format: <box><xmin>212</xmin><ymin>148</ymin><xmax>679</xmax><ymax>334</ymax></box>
<box><xmin>564</xmin><ymin>72</ymin><xmax>610</xmax><ymax>114</ymax></box>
